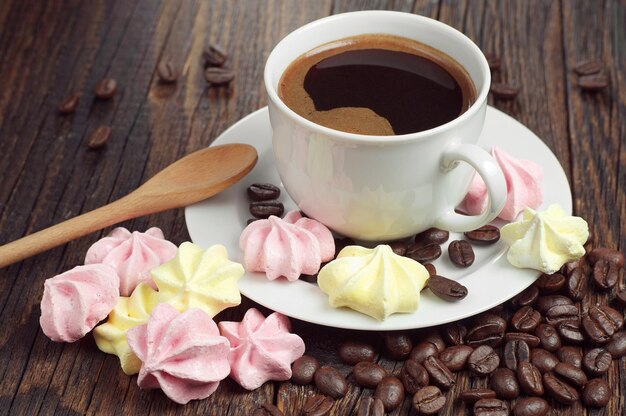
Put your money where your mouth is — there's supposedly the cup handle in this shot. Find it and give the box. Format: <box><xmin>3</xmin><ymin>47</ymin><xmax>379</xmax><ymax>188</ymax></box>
<box><xmin>434</xmin><ymin>143</ymin><xmax>507</xmax><ymax>232</ymax></box>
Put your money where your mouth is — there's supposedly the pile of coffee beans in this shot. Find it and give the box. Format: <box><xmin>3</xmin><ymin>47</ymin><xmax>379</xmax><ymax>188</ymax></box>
<box><xmin>574</xmin><ymin>59</ymin><xmax>608</xmax><ymax>92</ymax></box>
<box><xmin>246</xmin><ymin>183</ymin><xmax>284</xmax><ymax>220</ymax></box>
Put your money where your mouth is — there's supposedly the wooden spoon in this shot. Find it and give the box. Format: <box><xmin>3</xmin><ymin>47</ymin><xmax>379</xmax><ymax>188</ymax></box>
<box><xmin>0</xmin><ymin>143</ymin><xmax>257</xmax><ymax>269</ymax></box>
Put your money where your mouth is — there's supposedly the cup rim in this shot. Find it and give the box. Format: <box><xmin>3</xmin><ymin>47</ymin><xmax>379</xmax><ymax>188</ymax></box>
<box><xmin>264</xmin><ymin>10</ymin><xmax>491</xmax><ymax>144</ymax></box>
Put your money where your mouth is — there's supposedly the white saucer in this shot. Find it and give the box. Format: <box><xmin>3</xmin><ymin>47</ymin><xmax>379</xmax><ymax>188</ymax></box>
<box><xmin>185</xmin><ymin>106</ymin><xmax>572</xmax><ymax>331</ymax></box>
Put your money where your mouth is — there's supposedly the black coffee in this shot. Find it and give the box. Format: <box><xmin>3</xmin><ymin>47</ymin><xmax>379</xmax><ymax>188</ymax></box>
<box><xmin>279</xmin><ymin>34</ymin><xmax>476</xmax><ymax>135</ymax></box>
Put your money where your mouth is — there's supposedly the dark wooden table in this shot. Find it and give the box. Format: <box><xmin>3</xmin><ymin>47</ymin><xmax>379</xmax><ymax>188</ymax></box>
<box><xmin>1</xmin><ymin>1</ymin><xmax>624</xmax><ymax>415</ymax></box>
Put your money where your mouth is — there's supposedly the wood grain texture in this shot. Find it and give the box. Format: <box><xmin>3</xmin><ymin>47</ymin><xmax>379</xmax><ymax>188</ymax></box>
<box><xmin>0</xmin><ymin>0</ymin><xmax>624</xmax><ymax>415</ymax></box>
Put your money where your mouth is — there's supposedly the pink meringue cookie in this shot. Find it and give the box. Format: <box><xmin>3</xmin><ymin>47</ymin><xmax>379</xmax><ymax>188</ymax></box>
<box><xmin>463</xmin><ymin>146</ymin><xmax>543</xmax><ymax>221</ymax></box>
<box><xmin>239</xmin><ymin>210</ymin><xmax>334</xmax><ymax>281</ymax></box>
<box><xmin>126</xmin><ymin>303</ymin><xmax>230</xmax><ymax>405</ymax></box>
<box><xmin>40</xmin><ymin>264</ymin><xmax>120</xmax><ymax>343</ymax></box>
<box><xmin>85</xmin><ymin>227</ymin><xmax>177</xmax><ymax>296</ymax></box>
<box><xmin>218</xmin><ymin>308</ymin><xmax>305</xmax><ymax>390</ymax></box>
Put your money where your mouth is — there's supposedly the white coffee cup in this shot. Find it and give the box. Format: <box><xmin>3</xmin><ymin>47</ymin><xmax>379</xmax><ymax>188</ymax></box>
<box><xmin>264</xmin><ymin>11</ymin><xmax>506</xmax><ymax>241</ymax></box>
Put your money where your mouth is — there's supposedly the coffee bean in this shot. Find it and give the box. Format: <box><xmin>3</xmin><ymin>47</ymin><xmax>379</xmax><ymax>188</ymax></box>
<box><xmin>421</xmin><ymin>331</ymin><xmax>446</xmax><ymax>353</ymax></box>
<box><xmin>355</xmin><ymin>396</ymin><xmax>384</xmax><ymax>416</ymax></box>
<box><xmin>489</xmin><ymin>368</ymin><xmax>520</xmax><ymax>400</ymax></box>
<box><xmin>566</xmin><ymin>267</ymin><xmax>588</xmax><ymax>301</ymax></box>
<box><xmin>588</xmin><ymin>247</ymin><xmax>625</xmax><ymax>267</ymax></box>
<box><xmin>253</xmin><ymin>403</ymin><xmax>284</xmax><ymax>416</ymax></box>
<box><xmin>535</xmin><ymin>295</ymin><xmax>573</xmax><ymax>315</ymax></box>
<box><xmin>554</xmin><ymin>362</ymin><xmax>587</xmax><ymax>388</ymax></box>
<box><xmin>512</xmin><ymin>285</ymin><xmax>539</xmax><ymax>308</ymax></box>
<box><xmin>387</xmin><ymin>241</ymin><xmax>407</xmax><ymax>256</ymax></box>
<box><xmin>464</xmin><ymin>225</ymin><xmax>500</xmax><ymax>244</ymax></box>
<box><xmin>517</xmin><ymin>361</ymin><xmax>544</xmax><ymax>396</ymax></box>
<box><xmin>58</xmin><ymin>93</ymin><xmax>80</xmax><ymax>114</ymax></box>
<box><xmin>354</xmin><ymin>361</ymin><xmax>388</xmax><ymax>389</ymax></box>
<box><xmin>334</xmin><ymin>237</ymin><xmax>355</xmax><ymax>257</ymax></box>
<box><xmin>582</xmin><ymin>348</ymin><xmax>612</xmax><ymax>376</ymax></box>
<box><xmin>593</xmin><ymin>259</ymin><xmax>621</xmax><ymax>290</ymax></box>
<box><xmin>563</xmin><ymin>256</ymin><xmax>590</xmax><ymax>276</ymax></box>
<box><xmin>504</xmin><ymin>339</ymin><xmax>530</xmax><ymax>371</ymax></box>
<box><xmin>399</xmin><ymin>360</ymin><xmax>428</xmax><ymax>394</ymax></box>
<box><xmin>374</xmin><ymin>376</ymin><xmax>404</xmax><ymax>412</ymax></box>
<box><xmin>303</xmin><ymin>394</ymin><xmax>333</xmax><ymax>416</ymax></box>
<box><xmin>247</xmin><ymin>183</ymin><xmax>280</xmax><ymax>201</ymax></box>
<box><xmin>204</xmin><ymin>67</ymin><xmax>235</xmax><ymax>85</ymax></box>
<box><xmin>412</xmin><ymin>385</ymin><xmax>446</xmax><ymax>415</ymax></box>
<box><xmin>468</xmin><ymin>345</ymin><xmax>500</xmax><ymax>376</ymax></box>
<box><xmin>423</xmin><ymin>263</ymin><xmax>436</xmax><ymax>276</ymax></box>
<box><xmin>490</xmin><ymin>83</ymin><xmax>520</xmax><ymax>100</ymax></box>
<box><xmin>291</xmin><ymin>355</ymin><xmax>319</xmax><ymax>385</ymax></box>
<box><xmin>557</xmin><ymin>320</ymin><xmax>585</xmax><ymax>344</ymax></box>
<box><xmin>414</xmin><ymin>228</ymin><xmax>449</xmax><ymax>246</ymax></box>
<box><xmin>427</xmin><ymin>275</ymin><xmax>468</xmax><ymax>301</ymax></box>
<box><xmin>466</xmin><ymin>314</ymin><xmax>506</xmax><ymax>347</ymax></box>
<box><xmin>406</xmin><ymin>243</ymin><xmax>442</xmax><ymax>263</ymax></box>
<box><xmin>615</xmin><ymin>289</ymin><xmax>626</xmax><ymax>307</ymax></box>
<box><xmin>383</xmin><ymin>332</ymin><xmax>412</xmax><ymax>360</ymax></box>
<box><xmin>578</xmin><ymin>74</ymin><xmax>608</xmax><ymax>91</ymax></box>
<box><xmin>473</xmin><ymin>398</ymin><xmax>508</xmax><ymax>416</ymax></box>
<box><xmin>484</xmin><ymin>53</ymin><xmax>502</xmax><ymax>71</ymax></box>
<box><xmin>530</xmin><ymin>348</ymin><xmax>559</xmax><ymax>374</ymax></box>
<box><xmin>249</xmin><ymin>200</ymin><xmax>284</xmax><ymax>218</ymax></box>
<box><xmin>410</xmin><ymin>341</ymin><xmax>439</xmax><ymax>363</ymax></box>
<box><xmin>423</xmin><ymin>356</ymin><xmax>454</xmax><ymax>389</ymax></box>
<box><xmin>505</xmin><ymin>332</ymin><xmax>540</xmax><ymax>348</ymax></box>
<box><xmin>94</xmin><ymin>78</ymin><xmax>117</xmax><ymax>99</ymax></box>
<box><xmin>314</xmin><ymin>366</ymin><xmax>348</xmax><ymax>399</ymax></box>
<box><xmin>534</xmin><ymin>273</ymin><xmax>566</xmax><ymax>294</ymax></box>
<box><xmin>439</xmin><ymin>345</ymin><xmax>473</xmax><ymax>372</ymax></box>
<box><xmin>157</xmin><ymin>60</ymin><xmax>179</xmax><ymax>83</ymax></box>
<box><xmin>574</xmin><ymin>60</ymin><xmax>603</xmax><ymax>75</ymax></box>
<box><xmin>582</xmin><ymin>305</ymin><xmax>623</xmax><ymax>344</ymax></box>
<box><xmin>338</xmin><ymin>340</ymin><xmax>376</xmax><ymax>365</ymax></box>
<box><xmin>556</xmin><ymin>346</ymin><xmax>582</xmax><ymax>368</ymax></box>
<box><xmin>441</xmin><ymin>322</ymin><xmax>467</xmax><ymax>346</ymax></box>
<box><xmin>459</xmin><ymin>388</ymin><xmax>496</xmax><ymax>403</ymax></box>
<box><xmin>605</xmin><ymin>331</ymin><xmax>626</xmax><ymax>358</ymax></box>
<box><xmin>582</xmin><ymin>378</ymin><xmax>610</xmax><ymax>408</ymax></box>
<box><xmin>545</xmin><ymin>304</ymin><xmax>579</xmax><ymax>326</ymax></box>
<box><xmin>203</xmin><ymin>44</ymin><xmax>228</xmax><ymax>67</ymax></box>
<box><xmin>448</xmin><ymin>240</ymin><xmax>474</xmax><ymax>267</ymax></box>
<box><xmin>543</xmin><ymin>371</ymin><xmax>579</xmax><ymax>405</ymax></box>
<box><xmin>86</xmin><ymin>126</ymin><xmax>112</xmax><ymax>150</ymax></box>
<box><xmin>511</xmin><ymin>306</ymin><xmax>542</xmax><ymax>333</ymax></box>
<box><xmin>512</xmin><ymin>397</ymin><xmax>549</xmax><ymax>416</ymax></box>
<box><xmin>535</xmin><ymin>324</ymin><xmax>561</xmax><ymax>352</ymax></box>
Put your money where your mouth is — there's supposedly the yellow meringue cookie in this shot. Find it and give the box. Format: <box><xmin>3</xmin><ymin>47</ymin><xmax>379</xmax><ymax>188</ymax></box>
<box><xmin>93</xmin><ymin>282</ymin><xmax>159</xmax><ymax>375</ymax></box>
<box><xmin>318</xmin><ymin>245</ymin><xmax>429</xmax><ymax>321</ymax></box>
<box><xmin>152</xmin><ymin>242</ymin><xmax>243</xmax><ymax>316</ymax></box>
<box><xmin>501</xmin><ymin>204</ymin><xmax>589</xmax><ymax>274</ymax></box>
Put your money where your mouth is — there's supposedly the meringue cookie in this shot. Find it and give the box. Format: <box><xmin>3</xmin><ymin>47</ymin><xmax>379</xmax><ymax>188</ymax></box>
<box><xmin>239</xmin><ymin>210</ymin><xmax>335</xmax><ymax>281</ymax></box>
<box><xmin>40</xmin><ymin>264</ymin><xmax>119</xmax><ymax>343</ymax></box>
<box><xmin>126</xmin><ymin>303</ymin><xmax>230</xmax><ymax>404</ymax></box>
<box><xmin>152</xmin><ymin>242</ymin><xmax>243</xmax><ymax>316</ymax></box>
<box><xmin>93</xmin><ymin>282</ymin><xmax>159</xmax><ymax>374</ymax></box>
<box><xmin>85</xmin><ymin>227</ymin><xmax>177</xmax><ymax>296</ymax></box>
<box><xmin>501</xmin><ymin>204</ymin><xmax>589</xmax><ymax>274</ymax></box>
<box><xmin>218</xmin><ymin>308</ymin><xmax>305</xmax><ymax>390</ymax></box>
<box><xmin>318</xmin><ymin>245</ymin><xmax>429</xmax><ymax>321</ymax></box>
<box><xmin>463</xmin><ymin>146</ymin><xmax>543</xmax><ymax>221</ymax></box>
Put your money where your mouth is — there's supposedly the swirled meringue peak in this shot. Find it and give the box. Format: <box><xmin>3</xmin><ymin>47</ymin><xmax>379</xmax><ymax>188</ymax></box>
<box><xmin>463</xmin><ymin>146</ymin><xmax>544</xmax><ymax>221</ymax></box>
<box><xmin>93</xmin><ymin>282</ymin><xmax>159</xmax><ymax>374</ymax></box>
<box><xmin>85</xmin><ymin>227</ymin><xmax>177</xmax><ymax>296</ymax></box>
<box><xmin>152</xmin><ymin>242</ymin><xmax>243</xmax><ymax>316</ymax></box>
<box><xmin>126</xmin><ymin>303</ymin><xmax>230</xmax><ymax>404</ymax></box>
<box><xmin>239</xmin><ymin>210</ymin><xmax>335</xmax><ymax>281</ymax></box>
<box><xmin>218</xmin><ymin>308</ymin><xmax>305</xmax><ymax>390</ymax></box>
<box><xmin>318</xmin><ymin>245</ymin><xmax>429</xmax><ymax>321</ymax></box>
<box><xmin>40</xmin><ymin>264</ymin><xmax>119</xmax><ymax>343</ymax></box>
<box><xmin>501</xmin><ymin>204</ymin><xmax>588</xmax><ymax>274</ymax></box>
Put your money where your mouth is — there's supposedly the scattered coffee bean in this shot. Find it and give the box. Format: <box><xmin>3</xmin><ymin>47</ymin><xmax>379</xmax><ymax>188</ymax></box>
<box><xmin>353</xmin><ymin>361</ymin><xmax>388</xmax><ymax>389</ymax></box>
<box><xmin>489</xmin><ymin>368</ymin><xmax>520</xmax><ymax>400</ymax></box>
<box><xmin>517</xmin><ymin>361</ymin><xmax>544</xmax><ymax>396</ymax></box>
<box><xmin>412</xmin><ymin>385</ymin><xmax>446</xmax><ymax>415</ymax></box>
<box><xmin>544</xmin><ymin>304</ymin><xmax>579</xmax><ymax>326</ymax></box>
<box><xmin>605</xmin><ymin>331</ymin><xmax>626</xmax><ymax>358</ymax></box>
<box><xmin>387</xmin><ymin>241</ymin><xmax>407</xmax><ymax>256</ymax></box>
<box><xmin>587</xmin><ymin>247</ymin><xmax>625</xmax><ymax>267</ymax></box>
<box><xmin>410</xmin><ymin>341</ymin><xmax>439</xmax><ymax>363</ymax></box>
<box><xmin>543</xmin><ymin>371</ymin><xmax>579</xmax><ymax>405</ymax></box>
<box><xmin>421</xmin><ymin>331</ymin><xmax>446</xmax><ymax>353</ymax></box>
<box><xmin>563</xmin><ymin>256</ymin><xmax>590</xmax><ymax>276</ymax></box>
<box><xmin>414</xmin><ymin>228</ymin><xmax>449</xmax><ymax>246</ymax></box>
<box><xmin>582</xmin><ymin>378</ymin><xmax>610</xmax><ymax>408</ymax></box>
<box><xmin>253</xmin><ymin>403</ymin><xmax>284</xmax><ymax>416</ymax></box>
<box><xmin>157</xmin><ymin>60</ymin><xmax>179</xmax><ymax>83</ymax></box>
<box><xmin>204</xmin><ymin>67</ymin><xmax>235</xmax><ymax>85</ymax></box>
<box><xmin>58</xmin><ymin>93</ymin><xmax>80</xmax><ymax>114</ymax></box>
<box><xmin>468</xmin><ymin>345</ymin><xmax>500</xmax><ymax>376</ymax></box>
<box><xmin>423</xmin><ymin>355</ymin><xmax>454</xmax><ymax>389</ymax></box>
<box><xmin>490</xmin><ymin>83</ymin><xmax>520</xmax><ymax>100</ymax></box>
<box><xmin>574</xmin><ymin>60</ymin><xmax>603</xmax><ymax>75</ymax></box>
<box><xmin>466</xmin><ymin>314</ymin><xmax>506</xmax><ymax>347</ymax></box>
<box><xmin>505</xmin><ymin>332</ymin><xmax>540</xmax><ymax>348</ymax></box>
<box><xmin>473</xmin><ymin>398</ymin><xmax>508</xmax><ymax>416</ymax></box>
<box><xmin>485</xmin><ymin>53</ymin><xmax>502</xmax><ymax>71</ymax></box>
<box><xmin>383</xmin><ymin>332</ymin><xmax>412</xmax><ymax>360</ymax></box>
<box><xmin>314</xmin><ymin>366</ymin><xmax>348</xmax><ymax>399</ymax></box>
<box><xmin>556</xmin><ymin>346</ymin><xmax>582</xmax><ymax>368</ymax></box>
<box><xmin>399</xmin><ymin>360</ymin><xmax>428</xmax><ymax>394</ymax></box>
<box><xmin>553</xmin><ymin>362</ymin><xmax>587</xmax><ymax>388</ymax></box>
<box><xmin>504</xmin><ymin>339</ymin><xmax>530</xmax><ymax>371</ymax></box>
<box><xmin>203</xmin><ymin>44</ymin><xmax>228</xmax><ymax>67</ymax></box>
<box><xmin>535</xmin><ymin>295</ymin><xmax>573</xmax><ymax>315</ymax></box>
<box><xmin>338</xmin><ymin>340</ymin><xmax>376</xmax><ymax>365</ymax></box>
<box><xmin>427</xmin><ymin>275</ymin><xmax>468</xmax><ymax>301</ymax></box>
<box><xmin>249</xmin><ymin>200</ymin><xmax>284</xmax><ymax>218</ymax></box>
<box><xmin>582</xmin><ymin>348</ymin><xmax>612</xmax><ymax>376</ymax></box>
<box><xmin>535</xmin><ymin>324</ymin><xmax>561</xmax><ymax>352</ymax></box>
<box><xmin>557</xmin><ymin>320</ymin><xmax>585</xmax><ymax>344</ymax></box>
<box><xmin>615</xmin><ymin>289</ymin><xmax>626</xmax><ymax>307</ymax></box>
<box><xmin>94</xmin><ymin>78</ymin><xmax>117</xmax><ymax>99</ymax></box>
<box><xmin>511</xmin><ymin>286</ymin><xmax>539</xmax><ymax>308</ymax></box>
<box><xmin>448</xmin><ymin>240</ymin><xmax>474</xmax><ymax>267</ymax></box>
<box><xmin>530</xmin><ymin>348</ymin><xmax>559</xmax><ymax>374</ymax></box>
<box><xmin>459</xmin><ymin>388</ymin><xmax>496</xmax><ymax>403</ymax></box>
<box><xmin>439</xmin><ymin>345</ymin><xmax>473</xmax><ymax>372</ymax></box>
<box><xmin>534</xmin><ymin>272</ymin><xmax>566</xmax><ymax>294</ymax></box>
<box><xmin>355</xmin><ymin>396</ymin><xmax>384</xmax><ymax>416</ymax></box>
<box><xmin>592</xmin><ymin>259</ymin><xmax>621</xmax><ymax>290</ymax></box>
<box><xmin>86</xmin><ymin>125</ymin><xmax>112</xmax><ymax>150</ymax></box>
<box><xmin>303</xmin><ymin>394</ymin><xmax>333</xmax><ymax>416</ymax></box>
<box><xmin>374</xmin><ymin>376</ymin><xmax>404</xmax><ymax>412</ymax></box>
<box><xmin>423</xmin><ymin>263</ymin><xmax>437</xmax><ymax>276</ymax></box>
<box><xmin>578</xmin><ymin>73</ymin><xmax>608</xmax><ymax>91</ymax></box>
<box><xmin>512</xmin><ymin>397</ymin><xmax>549</xmax><ymax>416</ymax></box>
<box><xmin>441</xmin><ymin>322</ymin><xmax>466</xmax><ymax>346</ymax></box>
<box><xmin>464</xmin><ymin>225</ymin><xmax>500</xmax><ymax>244</ymax></box>
<box><xmin>511</xmin><ymin>306</ymin><xmax>541</xmax><ymax>333</ymax></box>
<box><xmin>247</xmin><ymin>183</ymin><xmax>280</xmax><ymax>201</ymax></box>
<box><xmin>582</xmin><ymin>305</ymin><xmax>623</xmax><ymax>344</ymax></box>
<box><xmin>291</xmin><ymin>355</ymin><xmax>319</xmax><ymax>385</ymax></box>
<box><xmin>566</xmin><ymin>267</ymin><xmax>588</xmax><ymax>301</ymax></box>
<box><xmin>406</xmin><ymin>243</ymin><xmax>442</xmax><ymax>263</ymax></box>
